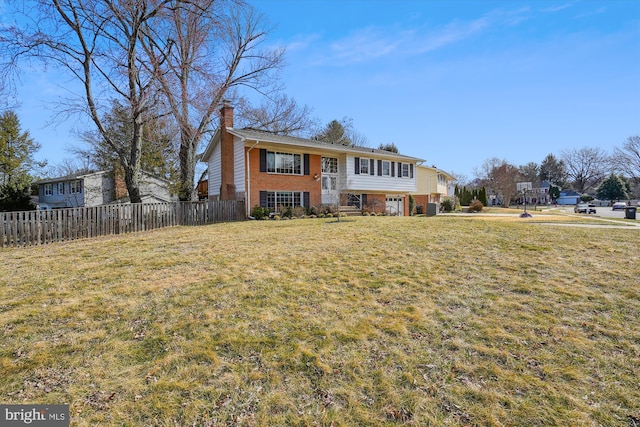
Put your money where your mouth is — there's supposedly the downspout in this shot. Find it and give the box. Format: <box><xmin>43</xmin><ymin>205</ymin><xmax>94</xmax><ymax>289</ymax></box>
<box><xmin>246</xmin><ymin>140</ymin><xmax>260</xmax><ymax>216</ymax></box>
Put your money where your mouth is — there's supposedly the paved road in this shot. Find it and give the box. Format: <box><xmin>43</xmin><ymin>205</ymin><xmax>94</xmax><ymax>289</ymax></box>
<box><xmin>557</xmin><ymin>205</ymin><xmax>635</xmax><ymax>220</ymax></box>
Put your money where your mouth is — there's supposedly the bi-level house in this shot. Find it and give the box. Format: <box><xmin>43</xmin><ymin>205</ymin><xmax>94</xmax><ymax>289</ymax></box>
<box><xmin>201</xmin><ymin>102</ymin><xmax>425</xmax><ymax>216</ymax></box>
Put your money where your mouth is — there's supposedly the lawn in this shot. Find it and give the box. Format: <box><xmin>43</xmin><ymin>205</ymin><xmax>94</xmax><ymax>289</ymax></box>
<box><xmin>1</xmin><ymin>215</ymin><xmax>638</xmax><ymax>426</ymax></box>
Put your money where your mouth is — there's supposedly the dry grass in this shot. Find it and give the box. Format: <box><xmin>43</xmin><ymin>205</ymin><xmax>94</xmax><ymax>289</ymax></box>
<box><xmin>1</xmin><ymin>215</ymin><xmax>639</xmax><ymax>426</ymax></box>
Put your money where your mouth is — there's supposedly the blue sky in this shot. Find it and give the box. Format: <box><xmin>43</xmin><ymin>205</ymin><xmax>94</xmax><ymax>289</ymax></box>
<box><xmin>12</xmin><ymin>0</ymin><xmax>640</xmax><ymax>179</ymax></box>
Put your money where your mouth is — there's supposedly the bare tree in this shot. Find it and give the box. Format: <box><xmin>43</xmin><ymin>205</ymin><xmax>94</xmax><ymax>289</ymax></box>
<box><xmin>479</xmin><ymin>157</ymin><xmax>519</xmax><ymax>207</ymax></box>
<box><xmin>561</xmin><ymin>147</ymin><xmax>609</xmax><ymax>194</ymax></box>
<box><xmin>236</xmin><ymin>93</ymin><xmax>318</xmax><ymax>136</ymax></box>
<box><xmin>71</xmin><ymin>100</ymin><xmax>178</xmax><ymax>180</ymax></box>
<box><xmin>139</xmin><ymin>0</ymin><xmax>285</xmax><ymax>200</ymax></box>
<box><xmin>612</xmin><ymin>136</ymin><xmax>640</xmax><ymax>198</ymax></box>
<box><xmin>0</xmin><ymin>0</ymin><xmax>175</xmax><ymax>203</ymax></box>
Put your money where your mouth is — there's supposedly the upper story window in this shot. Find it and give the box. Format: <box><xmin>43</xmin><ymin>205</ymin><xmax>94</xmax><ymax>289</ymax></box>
<box><xmin>57</xmin><ymin>182</ymin><xmax>65</xmax><ymax>195</ymax></box>
<box><xmin>381</xmin><ymin>161</ymin><xmax>390</xmax><ymax>176</ymax></box>
<box><xmin>69</xmin><ymin>180</ymin><xmax>82</xmax><ymax>194</ymax></box>
<box><xmin>44</xmin><ymin>184</ymin><xmax>53</xmax><ymax>196</ymax></box>
<box><xmin>401</xmin><ymin>163</ymin><xmax>410</xmax><ymax>178</ymax></box>
<box><xmin>438</xmin><ymin>174</ymin><xmax>446</xmax><ymax>185</ymax></box>
<box><xmin>267</xmin><ymin>151</ymin><xmax>302</xmax><ymax>175</ymax></box>
<box><xmin>359</xmin><ymin>157</ymin><xmax>370</xmax><ymax>175</ymax></box>
<box><xmin>322</xmin><ymin>157</ymin><xmax>338</xmax><ymax>173</ymax></box>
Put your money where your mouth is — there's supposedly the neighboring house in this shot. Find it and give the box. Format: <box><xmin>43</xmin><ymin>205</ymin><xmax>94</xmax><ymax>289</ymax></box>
<box><xmin>557</xmin><ymin>190</ymin><xmax>582</xmax><ymax>205</ymax></box>
<box><xmin>412</xmin><ymin>165</ymin><xmax>455</xmax><ymax>210</ymax></box>
<box><xmin>37</xmin><ymin>170</ymin><xmax>175</xmax><ymax>209</ymax></box>
<box><xmin>518</xmin><ymin>180</ymin><xmax>553</xmax><ymax>205</ymax></box>
<box><xmin>201</xmin><ymin>101</ymin><xmax>425</xmax><ymax>216</ymax></box>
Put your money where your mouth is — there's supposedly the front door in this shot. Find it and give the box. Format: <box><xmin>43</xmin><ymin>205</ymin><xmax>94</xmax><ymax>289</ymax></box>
<box><xmin>321</xmin><ymin>157</ymin><xmax>339</xmax><ymax>205</ymax></box>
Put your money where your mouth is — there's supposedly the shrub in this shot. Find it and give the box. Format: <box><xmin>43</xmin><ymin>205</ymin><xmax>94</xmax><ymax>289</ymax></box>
<box><xmin>469</xmin><ymin>200</ymin><xmax>484</xmax><ymax>212</ymax></box>
<box><xmin>292</xmin><ymin>206</ymin><xmax>306</xmax><ymax>218</ymax></box>
<box><xmin>441</xmin><ymin>198</ymin><xmax>454</xmax><ymax>212</ymax></box>
<box><xmin>251</xmin><ymin>205</ymin><xmax>270</xmax><ymax>220</ymax></box>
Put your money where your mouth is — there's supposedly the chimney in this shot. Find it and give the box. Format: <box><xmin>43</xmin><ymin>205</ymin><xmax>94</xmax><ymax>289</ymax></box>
<box><xmin>219</xmin><ymin>100</ymin><xmax>236</xmax><ymax>200</ymax></box>
<box><xmin>220</xmin><ymin>99</ymin><xmax>234</xmax><ymax>129</ymax></box>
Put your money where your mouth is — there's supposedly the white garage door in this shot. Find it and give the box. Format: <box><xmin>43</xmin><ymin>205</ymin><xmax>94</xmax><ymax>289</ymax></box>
<box><xmin>386</xmin><ymin>196</ymin><xmax>404</xmax><ymax>216</ymax></box>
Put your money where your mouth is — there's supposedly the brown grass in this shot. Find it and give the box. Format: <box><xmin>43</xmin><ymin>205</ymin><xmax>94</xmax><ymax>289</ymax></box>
<box><xmin>1</xmin><ymin>215</ymin><xmax>639</xmax><ymax>426</ymax></box>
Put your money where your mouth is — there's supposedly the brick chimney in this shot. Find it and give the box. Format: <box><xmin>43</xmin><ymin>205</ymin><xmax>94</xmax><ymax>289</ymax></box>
<box><xmin>219</xmin><ymin>100</ymin><xmax>236</xmax><ymax>200</ymax></box>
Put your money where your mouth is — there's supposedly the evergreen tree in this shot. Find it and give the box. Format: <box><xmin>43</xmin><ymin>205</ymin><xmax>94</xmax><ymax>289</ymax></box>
<box><xmin>378</xmin><ymin>142</ymin><xmax>399</xmax><ymax>153</ymax></box>
<box><xmin>596</xmin><ymin>174</ymin><xmax>628</xmax><ymax>203</ymax></box>
<box><xmin>0</xmin><ymin>111</ymin><xmax>42</xmax><ymax>211</ymax></box>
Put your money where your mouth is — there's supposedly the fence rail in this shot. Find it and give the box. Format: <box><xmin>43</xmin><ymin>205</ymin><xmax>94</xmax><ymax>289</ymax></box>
<box><xmin>0</xmin><ymin>200</ymin><xmax>245</xmax><ymax>248</ymax></box>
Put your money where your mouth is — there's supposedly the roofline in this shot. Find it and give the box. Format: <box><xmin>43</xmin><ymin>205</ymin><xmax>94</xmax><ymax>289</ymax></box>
<box><xmin>416</xmin><ymin>164</ymin><xmax>456</xmax><ymax>180</ymax></box>
<box><xmin>200</xmin><ymin>127</ymin><xmax>425</xmax><ymax>163</ymax></box>
<box><xmin>36</xmin><ymin>170</ymin><xmax>111</xmax><ymax>184</ymax></box>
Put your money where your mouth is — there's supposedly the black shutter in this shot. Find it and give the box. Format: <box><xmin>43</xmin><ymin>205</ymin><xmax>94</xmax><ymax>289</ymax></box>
<box><xmin>303</xmin><ymin>192</ymin><xmax>310</xmax><ymax>209</ymax></box>
<box><xmin>303</xmin><ymin>154</ymin><xmax>310</xmax><ymax>175</ymax></box>
<box><xmin>355</xmin><ymin>157</ymin><xmax>360</xmax><ymax>174</ymax></box>
<box><xmin>377</xmin><ymin>160</ymin><xmax>382</xmax><ymax>176</ymax></box>
<box><xmin>398</xmin><ymin>162</ymin><xmax>402</xmax><ymax>178</ymax></box>
<box><xmin>259</xmin><ymin>191</ymin><xmax>267</xmax><ymax>207</ymax></box>
<box><xmin>362</xmin><ymin>194</ymin><xmax>368</xmax><ymax>207</ymax></box>
<box><xmin>259</xmin><ymin>149</ymin><xmax>267</xmax><ymax>172</ymax></box>
<box><xmin>410</xmin><ymin>164</ymin><xmax>414</xmax><ymax>179</ymax></box>
<box><xmin>370</xmin><ymin>159</ymin><xmax>375</xmax><ymax>175</ymax></box>
<box><xmin>391</xmin><ymin>162</ymin><xmax>395</xmax><ymax>177</ymax></box>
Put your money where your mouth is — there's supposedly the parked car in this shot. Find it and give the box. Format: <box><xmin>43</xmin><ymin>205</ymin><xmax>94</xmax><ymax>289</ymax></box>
<box><xmin>612</xmin><ymin>202</ymin><xmax>627</xmax><ymax>211</ymax></box>
<box><xmin>574</xmin><ymin>203</ymin><xmax>596</xmax><ymax>214</ymax></box>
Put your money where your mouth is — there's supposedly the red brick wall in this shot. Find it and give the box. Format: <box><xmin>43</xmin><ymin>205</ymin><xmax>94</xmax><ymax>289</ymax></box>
<box><xmin>363</xmin><ymin>194</ymin><xmax>386</xmax><ymax>214</ymax></box>
<box><xmin>246</xmin><ymin>148</ymin><xmax>322</xmax><ymax>209</ymax></box>
<box><xmin>413</xmin><ymin>195</ymin><xmax>429</xmax><ymax>213</ymax></box>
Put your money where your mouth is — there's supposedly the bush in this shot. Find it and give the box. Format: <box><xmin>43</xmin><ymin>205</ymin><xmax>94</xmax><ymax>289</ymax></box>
<box><xmin>251</xmin><ymin>205</ymin><xmax>270</xmax><ymax>220</ymax></box>
<box><xmin>441</xmin><ymin>198</ymin><xmax>454</xmax><ymax>213</ymax></box>
<box><xmin>469</xmin><ymin>200</ymin><xmax>484</xmax><ymax>212</ymax></box>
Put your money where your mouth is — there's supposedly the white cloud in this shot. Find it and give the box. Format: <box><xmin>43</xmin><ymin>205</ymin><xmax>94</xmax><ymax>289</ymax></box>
<box><xmin>541</xmin><ymin>1</ymin><xmax>578</xmax><ymax>13</ymax></box>
<box><xmin>307</xmin><ymin>6</ymin><xmax>532</xmax><ymax>66</ymax></box>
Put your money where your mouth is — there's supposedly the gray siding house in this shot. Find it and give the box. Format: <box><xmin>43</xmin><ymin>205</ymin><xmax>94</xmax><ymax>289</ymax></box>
<box><xmin>37</xmin><ymin>170</ymin><xmax>175</xmax><ymax>209</ymax></box>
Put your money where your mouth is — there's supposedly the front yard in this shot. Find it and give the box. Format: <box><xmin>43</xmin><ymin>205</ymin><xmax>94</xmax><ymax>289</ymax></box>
<box><xmin>1</xmin><ymin>215</ymin><xmax>638</xmax><ymax>425</ymax></box>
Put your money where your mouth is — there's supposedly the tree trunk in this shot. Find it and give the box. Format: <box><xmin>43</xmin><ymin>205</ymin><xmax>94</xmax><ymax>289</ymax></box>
<box><xmin>178</xmin><ymin>132</ymin><xmax>196</xmax><ymax>201</ymax></box>
<box><xmin>124</xmin><ymin>166</ymin><xmax>142</xmax><ymax>203</ymax></box>
<box><xmin>124</xmin><ymin>119</ymin><xmax>144</xmax><ymax>204</ymax></box>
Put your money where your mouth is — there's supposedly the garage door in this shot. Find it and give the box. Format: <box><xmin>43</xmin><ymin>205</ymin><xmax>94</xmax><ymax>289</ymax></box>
<box><xmin>386</xmin><ymin>197</ymin><xmax>404</xmax><ymax>216</ymax></box>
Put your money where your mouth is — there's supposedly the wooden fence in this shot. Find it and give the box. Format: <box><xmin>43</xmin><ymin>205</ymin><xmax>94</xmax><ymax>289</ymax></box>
<box><xmin>0</xmin><ymin>200</ymin><xmax>245</xmax><ymax>248</ymax></box>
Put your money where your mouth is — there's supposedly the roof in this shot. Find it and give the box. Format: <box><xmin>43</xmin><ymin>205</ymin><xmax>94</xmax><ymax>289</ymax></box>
<box><xmin>36</xmin><ymin>170</ymin><xmax>110</xmax><ymax>185</ymax></box>
<box><xmin>37</xmin><ymin>169</ymin><xmax>172</xmax><ymax>185</ymax></box>
<box><xmin>416</xmin><ymin>164</ymin><xmax>455</xmax><ymax>180</ymax></box>
<box><xmin>201</xmin><ymin>127</ymin><xmax>425</xmax><ymax>163</ymax></box>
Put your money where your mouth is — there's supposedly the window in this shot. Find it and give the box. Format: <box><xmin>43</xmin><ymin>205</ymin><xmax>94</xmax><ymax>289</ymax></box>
<box><xmin>69</xmin><ymin>180</ymin><xmax>82</xmax><ymax>194</ymax></box>
<box><xmin>321</xmin><ymin>157</ymin><xmax>338</xmax><ymax>173</ymax></box>
<box><xmin>57</xmin><ymin>182</ymin><xmax>65</xmax><ymax>195</ymax></box>
<box><xmin>438</xmin><ymin>174</ymin><xmax>446</xmax><ymax>185</ymax></box>
<box><xmin>44</xmin><ymin>184</ymin><xmax>53</xmax><ymax>196</ymax></box>
<box><xmin>322</xmin><ymin>176</ymin><xmax>337</xmax><ymax>190</ymax></box>
<box><xmin>266</xmin><ymin>151</ymin><xmax>302</xmax><ymax>175</ymax></box>
<box><xmin>401</xmin><ymin>163</ymin><xmax>410</xmax><ymax>178</ymax></box>
<box><xmin>359</xmin><ymin>157</ymin><xmax>370</xmax><ymax>175</ymax></box>
<box><xmin>381</xmin><ymin>161</ymin><xmax>390</xmax><ymax>176</ymax></box>
<box><xmin>265</xmin><ymin>191</ymin><xmax>302</xmax><ymax>211</ymax></box>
